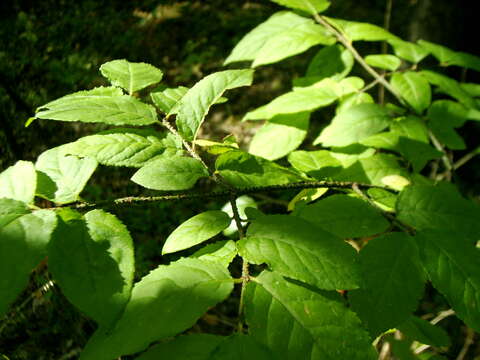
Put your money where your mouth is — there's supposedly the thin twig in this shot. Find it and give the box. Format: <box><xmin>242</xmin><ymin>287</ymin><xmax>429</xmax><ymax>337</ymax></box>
<box><xmin>352</xmin><ymin>183</ymin><xmax>414</xmax><ymax>234</ymax></box>
<box><xmin>379</xmin><ymin>0</ymin><xmax>394</xmax><ymax>104</ymax></box>
<box><xmin>45</xmin><ymin>181</ymin><xmax>382</xmax><ymax>211</ymax></box>
<box><xmin>311</xmin><ymin>13</ymin><xmax>405</xmax><ymax>106</ymax></box>
<box><xmin>428</xmin><ymin>130</ymin><xmax>453</xmax><ymax>180</ymax></box>
<box><xmin>456</xmin><ymin>327</ymin><xmax>475</xmax><ymax>360</ymax></box>
<box><xmin>431</xmin><ymin>309</ymin><xmax>455</xmax><ymax>325</ymax></box>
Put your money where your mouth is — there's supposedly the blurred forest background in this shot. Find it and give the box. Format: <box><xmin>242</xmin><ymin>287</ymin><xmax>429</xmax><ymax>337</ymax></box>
<box><xmin>0</xmin><ymin>0</ymin><xmax>479</xmax><ymax>359</ymax></box>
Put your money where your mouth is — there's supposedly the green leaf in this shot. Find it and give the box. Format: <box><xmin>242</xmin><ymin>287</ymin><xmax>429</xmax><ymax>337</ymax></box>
<box><xmin>221</xmin><ymin>195</ymin><xmax>258</xmax><ymax>236</ymax></box>
<box><xmin>361</xmin><ymin>131</ymin><xmax>442</xmax><ymax>172</ymax></box>
<box><xmin>396</xmin><ymin>137</ymin><xmax>442</xmax><ymax>172</ymax></box>
<box><xmin>287</xmin><ymin>150</ymin><xmax>342</xmax><ymax>179</ymax></box>
<box><xmin>397</xmin><ymin>183</ymin><xmax>480</xmax><ymax>242</ymax></box>
<box><xmin>398</xmin><ymin>316</ymin><xmax>450</xmax><ymax>347</ymax></box>
<box><xmin>246</xmin><ymin>271</ymin><xmax>377</xmax><ymax>360</ymax></box>
<box><xmin>65</xmin><ymin>129</ymin><xmax>182</xmax><ymax>168</ymax></box>
<box><xmin>461</xmin><ymin>82</ymin><xmax>480</xmax><ymax>97</ymax></box>
<box><xmin>151</xmin><ymin>86</ymin><xmax>227</xmax><ymax>115</ymax></box>
<box><xmin>35</xmin><ymin>145</ymin><xmax>97</xmax><ymax>204</ymax></box>
<box><xmin>388</xmin><ymin>39</ymin><xmax>429</xmax><ymax>64</ymax></box>
<box><xmin>48</xmin><ymin>209</ymin><xmax>134</xmax><ymax>328</ymax></box>
<box><xmin>225</xmin><ymin>11</ymin><xmax>313</xmax><ymax>64</ymax></box>
<box><xmin>389</xmin><ymin>339</ymin><xmax>419</xmax><ymax>360</ymax></box>
<box><xmin>293</xmin><ymin>194</ymin><xmax>390</xmax><ymax>238</ymax></box>
<box><xmin>151</xmin><ymin>86</ymin><xmax>188</xmax><ymax>114</ymax></box>
<box><xmin>176</xmin><ymin>69</ymin><xmax>253</xmax><ymax>141</ymax></box>
<box><xmin>137</xmin><ymin>334</ymin><xmax>272</xmax><ymax>360</ymax></box>
<box><xmin>162</xmin><ymin>211</ymin><xmax>231</xmax><ymax>254</ymax></box>
<box><xmin>191</xmin><ymin>240</ymin><xmax>237</xmax><ymax>268</ymax></box>
<box><xmin>80</xmin><ymin>258</ymin><xmax>233</xmax><ymax>360</ymax></box>
<box><xmin>295</xmin><ymin>44</ymin><xmax>353</xmax><ymax>87</ymax></box>
<box><xmin>239</xmin><ymin>215</ymin><xmax>361</xmax><ymax>290</ymax></box>
<box><xmin>349</xmin><ymin>233</ymin><xmax>425</xmax><ymax>337</ymax></box>
<box><xmin>249</xmin><ymin>113</ymin><xmax>309</xmax><ymax>160</ymax></box>
<box><xmin>244</xmin><ymin>86</ymin><xmax>337</xmax><ymax>121</ymax></box>
<box><xmin>0</xmin><ymin>161</ymin><xmax>36</xmax><ymax>204</ymax></box>
<box><xmin>367</xmin><ymin>188</ymin><xmax>397</xmax><ymax>211</ymax></box>
<box><xmin>336</xmin><ymin>92</ymin><xmax>374</xmax><ymax>114</ymax></box>
<box><xmin>0</xmin><ymin>209</ymin><xmax>56</xmax><ymax>317</ymax></box>
<box><xmin>252</xmin><ymin>22</ymin><xmax>335</xmax><ymax>67</ymax></box>
<box><xmin>416</xmin><ymin>230</ymin><xmax>480</xmax><ymax>332</ymax></box>
<box><xmin>100</xmin><ymin>59</ymin><xmax>163</xmax><ymax>94</ymax></box>
<box><xmin>131</xmin><ymin>156</ymin><xmax>209</xmax><ymax>191</ymax></box>
<box><xmin>418</xmin><ymin>40</ymin><xmax>480</xmax><ymax>72</ymax></box>
<box><xmin>215</xmin><ymin>150</ymin><xmax>303</xmax><ymax>188</ymax></box>
<box><xmin>0</xmin><ymin>198</ymin><xmax>29</xmax><ymax>228</ymax></box>
<box><xmin>390</xmin><ymin>115</ymin><xmax>429</xmax><ymax>143</ymax></box>
<box><xmin>333</xmin><ymin>153</ymin><xmax>408</xmax><ymax>186</ymax></box>
<box><xmin>327</xmin><ymin>17</ymin><xmax>398</xmax><ymax>42</ymax></box>
<box><xmin>269</xmin><ymin>0</ymin><xmax>330</xmax><ymax>14</ymax></box>
<box><xmin>365</xmin><ymin>54</ymin><xmax>401</xmax><ymax>71</ymax></box>
<box><xmin>420</xmin><ymin>71</ymin><xmax>477</xmax><ymax>109</ymax></box>
<box><xmin>315</xmin><ymin>103</ymin><xmax>391</xmax><ymax>147</ymax></box>
<box><xmin>391</xmin><ymin>72</ymin><xmax>431</xmax><ymax>114</ymax></box>
<box><xmin>427</xmin><ymin>100</ymin><xmax>469</xmax><ymax>150</ymax></box>
<box><xmin>35</xmin><ymin>88</ymin><xmax>158</xmax><ymax>126</ymax></box>
<box><xmin>137</xmin><ymin>334</ymin><xmax>224</xmax><ymax>360</ymax></box>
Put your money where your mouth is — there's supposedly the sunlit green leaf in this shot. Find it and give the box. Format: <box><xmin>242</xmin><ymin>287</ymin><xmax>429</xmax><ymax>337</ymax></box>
<box><xmin>35</xmin><ymin>145</ymin><xmax>97</xmax><ymax>204</ymax></box>
<box><xmin>333</xmin><ymin>153</ymin><xmax>408</xmax><ymax>186</ymax></box>
<box><xmin>288</xmin><ymin>150</ymin><xmax>342</xmax><ymax>179</ymax></box>
<box><xmin>246</xmin><ymin>271</ymin><xmax>377</xmax><ymax>360</ymax></box>
<box><xmin>48</xmin><ymin>209</ymin><xmax>134</xmax><ymax>328</ymax></box>
<box><xmin>420</xmin><ymin>71</ymin><xmax>477</xmax><ymax>109</ymax></box>
<box><xmin>391</xmin><ymin>72</ymin><xmax>431</xmax><ymax>114</ymax></box>
<box><xmin>388</xmin><ymin>39</ymin><xmax>429</xmax><ymax>63</ymax></box>
<box><xmin>252</xmin><ymin>22</ymin><xmax>335</xmax><ymax>67</ymax></box>
<box><xmin>151</xmin><ymin>86</ymin><xmax>188</xmax><ymax>114</ymax></box>
<box><xmin>100</xmin><ymin>59</ymin><xmax>163</xmax><ymax>94</ymax></box>
<box><xmin>315</xmin><ymin>103</ymin><xmax>390</xmax><ymax>147</ymax></box>
<box><xmin>216</xmin><ymin>150</ymin><xmax>303</xmax><ymax>188</ymax></box>
<box><xmin>418</xmin><ymin>40</ymin><xmax>480</xmax><ymax>72</ymax></box>
<box><xmin>365</xmin><ymin>54</ymin><xmax>401</xmax><ymax>71</ymax></box>
<box><xmin>397</xmin><ymin>183</ymin><xmax>480</xmax><ymax>242</ymax></box>
<box><xmin>0</xmin><ymin>209</ymin><xmax>56</xmax><ymax>317</ymax></box>
<box><xmin>80</xmin><ymin>258</ymin><xmax>233</xmax><ymax>360</ymax></box>
<box><xmin>162</xmin><ymin>211</ymin><xmax>231</xmax><ymax>254</ymax></box>
<box><xmin>191</xmin><ymin>240</ymin><xmax>237</xmax><ymax>268</ymax></box>
<box><xmin>239</xmin><ymin>215</ymin><xmax>362</xmax><ymax>290</ymax></box>
<box><xmin>65</xmin><ymin>129</ymin><xmax>182</xmax><ymax>167</ymax></box>
<box><xmin>244</xmin><ymin>86</ymin><xmax>337</xmax><ymax>121</ymax></box>
<box><xmin>176</xmin><ymin>69</ymin><xmax>253</xmax><ymax>140</ymax></box>
<box><xmin>131</xmin><ymin>156</ymin><xmax>209</xmax><ymax>191</ymax></box>
<box><xmin>336</xmin><ymin>92</ymin><xmax>374</xmax><ymax>114</ymax></box>
<box><xmin>295</xmin><ymin>44</ymin><xmax>353</xmax><ymax>86</ymax></box>
<box><xmin>225</xmin><ymin>11</ymin><xmax>313</xmax><ymax>65</ymax></box>
<box><xmin>249</xmin><ymin>113</ymin><xmax>309</xmax><ymax>160</ymax></box>
<box><xmin>0</xmin><ymin>161</ymin><xmax>36</xmax><ymax>204</ymax></box>
<box><xmin>327</xmin><ymin>17</ymin><xmax>398</xmax><ymax>42</ymax></box>
<box><xmin>293</xmin><ymin>194</ymin><xmax>390</xmax><ymax>238</ymax></box>
<box><xmin>36</xmin><ymin>88</ymin><xmax>158</xmax><ymax>126</ymax></box>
